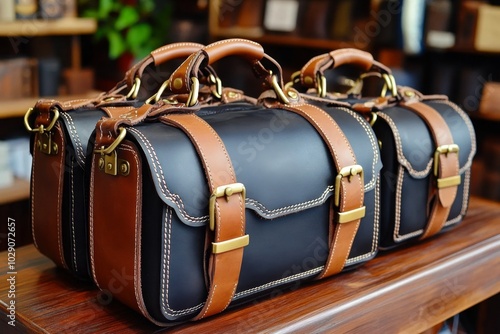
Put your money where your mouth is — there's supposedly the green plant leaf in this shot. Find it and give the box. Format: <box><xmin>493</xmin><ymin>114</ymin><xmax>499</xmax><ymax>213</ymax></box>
<box><xmin>98</xmin><ymin>0</ymin><xmax>115</xmax><ymax>19</ymax></box>
<box><xmin>107</xmin><ymin>30</ymin><xmax>126</xmax><ymax>59</ymax></box>
<box><xmin>115</xmin><ymin>6</ymin><xmax>140</xmax><ymax>31</ymax></box>
<box><xmin>126</xmin><ymin>23</ymin><xmax>152</xmax><ymax>57</ymax></box>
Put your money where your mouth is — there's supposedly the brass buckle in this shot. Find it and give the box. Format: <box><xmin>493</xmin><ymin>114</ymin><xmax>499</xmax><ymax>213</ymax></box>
<box><xmin>209</xmin><ymin>182</ymin><xmax>248</xmax><ymax>254</ymax></box>
<box><xmin>126</xmin><ymin>77</ymin><xmax>141</xmax><ymax>99</ymax></box>
<box><xmin>209</xmin><ymin>183</ymin><xmax>246</xmax><ymax>231</ymax></box>
<box><xmin>334</xmin><ymin>165</ymin><xmax>366</xmax><ymax>223</ymax></box>
<box><xmin>433</xmin><ymin>144</ymin><xmax>461</xmax><ymax>188</ymax></box>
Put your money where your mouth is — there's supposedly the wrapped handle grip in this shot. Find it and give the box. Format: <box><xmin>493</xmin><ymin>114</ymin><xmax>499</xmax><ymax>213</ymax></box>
<box><xmin>298</xmin><ymin>48</ymin><xmax>392</xmax><ymax>93</ymax></box>
<box><xmin>124</xmin><ymin>42</ymin><xmax>205</xmax><ymax>92</ymax></box>
<box><xmin>167</xmin><ymin>38</ymin><xmax>288</xmax><ymax>105</ymax></box>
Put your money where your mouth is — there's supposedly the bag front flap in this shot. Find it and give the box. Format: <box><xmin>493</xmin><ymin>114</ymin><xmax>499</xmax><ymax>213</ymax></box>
<box><xmin>59</xmin><ymin>108</ymin><xmax>107</xmax><ymax>167</ymax></box>
<box><xmin>129</xmin><ymin>103</ymin><xmax>382</xmax><ymax>226</ymax></box>
<box><xmin>377</xmin><ymin>100</ymin><xmax>476</xmax><ymax>178</ymax></box>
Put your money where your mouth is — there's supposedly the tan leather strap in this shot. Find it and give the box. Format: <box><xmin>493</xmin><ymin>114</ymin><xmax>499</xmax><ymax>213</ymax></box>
<box><xmin>31</xmin><ymin>101</ymin><xmax>67</xmax><ymax>269</ymax></box>
<box><xmin>280</xmin><ymin>103</ymin><xmax>364</xmax><ymax>278</ymax></box>
<box><xmin>160</xmin><ymin>113</ymin><xmax>247</xmax><ymax>320</ymax></box>
<box><xmin>401</xmin><ymin>101</ymin><xmax>460</xmax><ymax>239</ymax></box>
<box><xmin>299</xmin><ymin>48</ymin><xmax>391</xmax><ymax>89</ymax></box>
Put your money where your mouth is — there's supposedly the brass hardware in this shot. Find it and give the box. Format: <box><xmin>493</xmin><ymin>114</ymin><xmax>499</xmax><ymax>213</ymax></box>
<box><xmin>316</xmin><ymin>73</ymin><xmax>327</xmax><ymax>98</ymax></box>
<box><xmin>146</xmin><ymin>79</ymin><xmax>170</xmax><ymax>104</ymax></box>
<box><xmin>94</xmin><ymin>127</ymin><xmax>127</xmax><ymax>156</ymax></box>
<box><xmin>209</xmin><ymin>74</ymin><xmax>222</xmax><ymax>99</ymax></box>
<box><xmin>227</xmin><ymin>91</ymin><xmax>239</xmax><ymax>99</ymax></box>
<box><xmin>404</xmin><ymin>90</ymin><xmax>415</xmax><ymax>98</ymax></box>
<box><xmin>186</xmin><ymin>77</ymin><xmax>200</xmax><ymax>107</ymax></box>
<box><xmin>212</xmin><ymin>235</ymin><xmax>250</xmax><ymax>254</ymax></box>
<box><xmin>433</xmin><ymin>144</ymin><xmax>460</xmax><ymax>177</ymax></box>
<box><xmin>369</xmin><ymin>112</ymin><xmax>378</xmax><ymax>127</ymax></box>
<box><xmin>173</xmin><ymin>77</ymin><xmax>183</xmax><ymax>89</ymax></box>
<box><xmin>334</xmin><ymin>165</ymin><xmax>364</xmax><ymax>207</ymax></box>
<box><xmin>24</xmin><ymin>107</ymin><xmax>60</xmax><ymax>133</ymax></box>
<box><xmin>120</xmin><ymin>160</ymin><xmax>130</xmax><ymax>176</ymax></box>
<box><xmin>37</xmin><ymin>132</ymin><xmax>58</xmax><ymax>155</ymax></box>
<box><xmin>381</xmin><ymin>73</ymin><xmax>397</xmax><ymax>97</ymax></box>
<box><xmin>287</xmin><ymin>90</ymin><xmax>298</xmax><ymax>99</ymax></box>
<box><xmin>126</xmin><ymin>77</ymin><xmax>141</xmax><ymax>99</ymax></box>
<box><xmin>437</xmin><ymin>175</ymin><xmax>461</xmax><ymax>189</ymax></box>
<box><xmin>304</xmin><ymin>76</ymin><xmax>313</xmax><ymax>85</ymax></box>
<box><xmin>104</xmin><ymin>151</ymin><xmax>118</xmax><ymax>176</ymax></box>
<box><xmin>209</xmin><ymin>183</ymin><xmax>246</xmax><ymax>231</ymax></box>
<box><xmin>336</xmin><ymin>206</ymin><xmax>366</xmax><ymax>224</ymax></box>
<box><xmin>98</xmin><ymin>158</ymin><xmax>105</xmax><ymax>170</ymax></box>
<box><xmin>378</xmin><ymin>140</ymin><xmax>383</xmax><ymax>150</ymax></box>
<box><xmin>271</xmin><ymin>75</ymin><xmax>290</xmax><ymax>104</ymax></box>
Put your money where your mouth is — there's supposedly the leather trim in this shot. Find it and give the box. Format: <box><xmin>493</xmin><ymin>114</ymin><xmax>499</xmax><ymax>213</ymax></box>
<box><xmin>31</xmin><ymin>123</ymin><xmax>67</xmax><ymax>269</ymax></box>
<box><xmin>279</xmin><ymin>103</ymin><xmax>363</xmax><ymax>278</ymax></box>
<box><xmin>160</xmin><ymin>113</ymin><xmax>246</xmax><ymax>320</ymax></box>
<box><xmin>401</xmin><ymin>101</ymin><xmax>459</xmax><ymax>239</ymax></box>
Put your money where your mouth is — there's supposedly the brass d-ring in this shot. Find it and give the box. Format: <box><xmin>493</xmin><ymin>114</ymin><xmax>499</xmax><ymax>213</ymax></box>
<box><xmin>186</xmin><ymin>77</ymin><xmax>200</xmax><ymax>107</ymax></box>
<box><xmin>95</xmin><ymin>127</ymin><xmax>127</xmax><ymax>155</ymax></box>
<box><xmin>24</xmin><ymin>107</ymin><xmax>60</xmax><ymax>133</ymax></box>
<box><xmin>126</xmin><ymin>77</ymin><xmax>141</xmax><ymax>99</ymax></box>
<box><xmin>145</xmin><ymin>79</ymin><xmax>170</xmax><ymax>105</ymax></box>
<box><xmin>271</xmin><ymin>75</ymin><xmax>290</xmax><ymax>104</ymax></box>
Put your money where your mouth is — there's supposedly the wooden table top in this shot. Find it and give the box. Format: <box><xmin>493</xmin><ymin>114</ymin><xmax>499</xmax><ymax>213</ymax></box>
<box><xmin>1</xmin><ymin>196</ymin><xmax>499</xmax><ymax>333</ymax></box>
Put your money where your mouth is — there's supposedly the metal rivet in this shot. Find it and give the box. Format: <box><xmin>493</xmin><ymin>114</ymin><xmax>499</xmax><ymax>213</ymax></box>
<box><xmin>98</xmin><ymin>158</ymin><xmax>104</xmax><ymax>170</ymax></box>
<box><xmin>120</xmin><ymin>162</ymin><xmax>128</xmax><ymax>174</ymax></box>
<box><xmin>107</xmin><ymin>163</ymin><xmax>113</xmax><ymax>171</ymax></box>
<box><xmin>287</xmin><ymin>90</ymin><xmax>298</xmax><ymax>99</ymax></box>
<box><xmin>42</xmin><ymin>143</ymin><xmax>47</xmax><ymax>150</ymax></box>
<box><xmin>405</xmin><ymin>91</ymin><xmax>415</xmax><ymax>97</ymax></box>
<box><xmin>52</xmin><ymin>143</ymin><xmax>58</xmax><ymax>154</ymax></box>
<box><xmin>173</xmin><ymin>78</ymin><xmax>183</xmax><ymax>89</ymax></box>
<box><xmin>228</xmin><ymin>91</ymin><xmax>238</xmax><ymax>98</ymax></box>
<box><xmin>225</xmin><ymin>187</ymin><xmax>233</xmax><ymax>197</ymax></box>
<box><xmin>37</xmin><ymin>140</ymin><xmax>41</xmax><ymax>149</ymax></box>
<box><xmin>304</xmin><ymin>76</ymin><xmax>313</xmax><ymax>85</ymax></box>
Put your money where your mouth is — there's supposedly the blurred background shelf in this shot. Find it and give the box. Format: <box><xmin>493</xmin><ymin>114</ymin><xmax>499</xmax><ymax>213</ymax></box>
<box><xmin>0</xmin><ymin>90</ymin><xmax>102</xmax><ymax>119</ymax></box>
<box><xmin>0</xmin><ymin>18</ymin><xmax>96</xmax><ymax>36</ymax></box>
<box><xmin>0</xmin><ymin>178</ymin><xmax>30</xmax><ymax>205</ymax></box>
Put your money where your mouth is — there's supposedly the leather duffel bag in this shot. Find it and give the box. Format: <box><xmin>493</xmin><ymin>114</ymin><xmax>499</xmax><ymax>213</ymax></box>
<box><xmin>290</xmin><ymin>48</ymin><xmax>476</xmax><ymax>249</ymax></box>
<box><xmin>24</xmin><ymin>42</ymin><xmax>208</xmax><ymax>279</ymax></box>
<box><xmin>89</xmin><ymin>39</ymin><xmax>382</xmax><ymax>325</ymax></box>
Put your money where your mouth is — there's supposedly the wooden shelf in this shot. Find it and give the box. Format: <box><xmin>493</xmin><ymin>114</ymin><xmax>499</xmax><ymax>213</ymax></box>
<box><xmin>0</xmin><ymin>197</ymin><xmax>498</xmax><ymax>332</ymax></box>
<box><xmin>0</xmin><ymin>178</ymin><xmax>29</xmax><ymax>205</ymax></box>
<box><xmin>215</xmin><ymin>30</ymin><xmax>368</xmax><ymax>50</ymax></box>
<box><xmin>0</xmin><ymin>18</ymin><xmax>96</xmax><ymax>37</ymax></box>
<box><xmin>0</xmin><ymin>91</ymin><xmax>102</xmax><ymax>119</ymax></box>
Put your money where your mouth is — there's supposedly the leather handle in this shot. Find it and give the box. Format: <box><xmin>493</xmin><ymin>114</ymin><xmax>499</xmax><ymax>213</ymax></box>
<box><xmin>299</xmin><ymin>48</ymin><xmax>391</xmax><ymax>89</ymax></box>
<box><xmin>124</xmin><ymin>42</ymin><xmax>205</xmax><ymax>88</ymax></box>
<box><xmin>168</xmin><ymin>39</ymin><xmax>283</xmax><ymax>99</ymax></box>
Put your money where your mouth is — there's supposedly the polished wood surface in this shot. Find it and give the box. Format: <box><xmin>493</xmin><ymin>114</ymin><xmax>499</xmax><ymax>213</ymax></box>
<box><xmin>1</xmin><ymin>197</ymin><xmax>499</xmax><ymax>333</ymax></box>
<box><xmin>0</xmin><ymin>18</ymin><xmax>96</xmax><ymax>37</ymax></box>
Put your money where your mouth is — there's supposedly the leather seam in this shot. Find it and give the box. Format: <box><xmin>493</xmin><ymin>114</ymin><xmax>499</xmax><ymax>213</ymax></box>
<box><xmin>59</xmin><ymin>112</ymin><xmax>86</xmax><ymax>166</ymax></box>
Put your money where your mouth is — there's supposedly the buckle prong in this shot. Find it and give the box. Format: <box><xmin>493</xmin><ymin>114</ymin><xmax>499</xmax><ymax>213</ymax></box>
<box><xmin>209</xmin><ymin>183</ymin><xmax>246</xmax><ymax>231</ymax></box>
